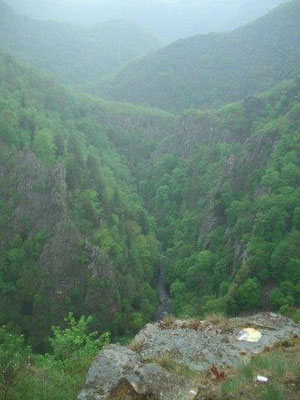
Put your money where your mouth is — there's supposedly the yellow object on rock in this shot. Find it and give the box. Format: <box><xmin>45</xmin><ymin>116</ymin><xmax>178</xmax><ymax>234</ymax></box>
<box><xmin>236</xmin><ymin>328</ymin><xmax>262</xmax><ymax>342</ymax></box>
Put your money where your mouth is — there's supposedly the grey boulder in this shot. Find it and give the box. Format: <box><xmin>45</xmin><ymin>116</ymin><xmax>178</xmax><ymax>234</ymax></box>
<box><xmin>77</xmin><ymin>344</ymin><xmax>198</xmax><ymax>400</ymax></box>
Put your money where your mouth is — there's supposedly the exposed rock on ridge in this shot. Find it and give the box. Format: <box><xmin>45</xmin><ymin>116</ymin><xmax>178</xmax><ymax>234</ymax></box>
<box><xmin>78</xmin><ymin>313</ymin><xmax>299</xmax><ymax>400</ymax></box>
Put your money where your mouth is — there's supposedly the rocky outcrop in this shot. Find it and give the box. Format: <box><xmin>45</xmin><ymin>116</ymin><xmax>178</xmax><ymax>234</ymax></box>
<box><xmin>153</xmin><ymin>113</ymin><xmax>233</xmax><ymax>159</ymax></box>
<box><xmin>132</xmin><ymin>313</ymin><xmax>298</xmax><ymax>372</ymax></box>
<box><xmin>198</xmin><ymin>131</ymin><xmax>277</xmax><ymax>244</ymax></box>
<box><xmin>78</xmin><ymin>313</ymin><xmax>299</xmax><ymax>400</ymax></box>
<box><xmin>93</xmin><ymin>108</ymin><xmax>175</xmax><ymax>166</ymax></box>
<box><xmin>152</xmin><ymin>95</ymin><xmax>269</xmax><ymax>160</ymax></box>
<box><xmin>11</xmin><ymin>151</ymin><xmax>120</xmax><ymax>336</ymax></box>
<box><xmin>78</xmin><ymin>344</ymin><xmax>198</xmax><ymax>400</ymax></box>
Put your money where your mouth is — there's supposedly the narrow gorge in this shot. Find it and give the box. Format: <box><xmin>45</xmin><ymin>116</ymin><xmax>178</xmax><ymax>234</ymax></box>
<box><xmin>0</xmin><ymin>1</ymin><xmax>299</xmax><ymax>399</ymax></box>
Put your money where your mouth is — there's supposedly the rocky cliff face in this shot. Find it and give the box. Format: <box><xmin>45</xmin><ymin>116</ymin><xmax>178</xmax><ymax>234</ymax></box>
<box><xmin>6</xmin><ymin>150</ymin><xmax>120</xmax><ymax>340</ymax></box>
<box><xmin>93</xmin><ymin>105</ymin><xmax>175</xmax><ymax>166</ymax></box>
<box><xmin>153</xmin><ymin>96</ymin><xmax>269</xmax><ymax>159</ymax></box>
<box><xmin>78</xmin><ymin>313</ymin><xmax>300</xmax><ymax>400</ymax></box>
<box><xmin>153</xmin><ymin>114</ymin><xmax>232</xmax><ymax>159</ymax></box>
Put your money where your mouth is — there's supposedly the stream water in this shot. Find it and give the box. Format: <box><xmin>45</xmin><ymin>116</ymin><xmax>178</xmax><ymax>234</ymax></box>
<box><xmin>155</xmin><ymin>262</ymin><xmax>171</xmax><ymax>321</ymax></box>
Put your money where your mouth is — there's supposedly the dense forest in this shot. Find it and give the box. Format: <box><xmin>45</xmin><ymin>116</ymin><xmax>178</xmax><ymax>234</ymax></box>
<box><xmin>0</xmin><ymin>50</ymin><xmax>170</xmax><ymax>347</ymax></box>
<box><xmin>90</xmin><ymin>0</ymin><xmax>300</xmax><ymax>111</ymax></box>
<box><xmin>143</xmin><ymin>79</ymin><xmax>300</xmax><ymax>319</ymax></box>
<box><xmin>0</xmin><ymin>0</ymin><xmax>299</xmax><ymax>399</ymax></box>
<box><xmin>0</xmin><ymin>0</ymin><xmax>162</xmax><ymax>85</ymax></box>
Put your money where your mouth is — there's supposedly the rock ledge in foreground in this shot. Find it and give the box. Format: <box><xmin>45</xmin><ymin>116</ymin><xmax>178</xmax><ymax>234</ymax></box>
<box><xmin>78</xmin><ymin>313</ymin><xmax>299</xmax><ymax>400</ymax></box>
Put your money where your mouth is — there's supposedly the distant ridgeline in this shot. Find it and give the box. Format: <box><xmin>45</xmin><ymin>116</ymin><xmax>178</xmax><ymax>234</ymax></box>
<box><xmin>0</xmin><ymin>0</ymin><xmax>299</xmax><ymax>353</ymax></box>
<box><xmin>5</xmin><ymin>0</ymin><xmax>288</xmax><ymax>40</ymax></box>
<box><xmin>90</xmin><ymin>0</ymin><xmax>300</xmax><ymax>112</ymax></box>
<box><xmin>0</xmin><ymin>0</ymin><xmax>162</xmax><ymax>85</ymax></box>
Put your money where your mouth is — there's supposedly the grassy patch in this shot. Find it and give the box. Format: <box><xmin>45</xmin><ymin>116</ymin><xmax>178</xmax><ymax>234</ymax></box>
<box><xmin>128</xmin><ymin>338</ymin><xmax>145</xmax><ymax>353</ymax></box>
<box><xmin>259</xmin><ymin>385</ymin><xmax>284</xmax><ymax>400</ymax></box>
<box><xmin>221</xmin><ymin>375</ymin><xmax>249</xmax><ymax>395</ymax></box>
<box><xmin>218</xmin><ymin>338</ymin><xmax>300</xmax><ymax>400</ymax></box>
<box><xmin>159</xmin><ymin>315</ymin><xmax>177</xmax><ymax>330</ymax></box>
<box><xmin>204</xmin><ymin>312</ymin><xmax>231</xmax><ymax>333</ymax></box>
<box><xmin>153</xmin><ymin>354</ymin><xmax>200</xmax><ymax>380</ymax></box>
<box><xmin>187</xmin><ymin>318</ymin><xmax>203</xmax><ymax>331</ymax></box>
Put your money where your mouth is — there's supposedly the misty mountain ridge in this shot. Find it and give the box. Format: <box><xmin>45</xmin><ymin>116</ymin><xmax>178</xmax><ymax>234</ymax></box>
<box><xmin>6</xmin><ymin>0</ymin><xmax>288</xmax><ymax>40</ymax></box>
<box><xmin>0</xmin><ymin>0</ymin><xmax>162</xmax><ymax>85</ymax></box>
<box><xmin>89</xmin><ymin>0</ymin><xmax>300</xmax><ymax>112</ymax></box>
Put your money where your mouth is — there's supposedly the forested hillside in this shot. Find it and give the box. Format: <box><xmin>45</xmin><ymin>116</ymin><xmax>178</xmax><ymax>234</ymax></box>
<box><xmin>90</xmin><ymin>0</ymin><xmax>300</xmax><ymax>112</ymax></box>
<box><xmin>1</xmin><ymin>50</ymin><xmax>299</xmax><ymax>398</ymax></box>
<box><xmin>0</xmin><ymin>1</ymin><xmax>300</xmax><ymax>398</ymax></box>
<box><xmin>136</xmin><ymin>79</ymin><xmax>300</xmax><ymax>320</ymax></box>
<box><xmin>0</xmin><ymin>35</ymin><xmax>299</xmax><ymax>352</ymax></box>
<box><xmin>0</xmin><ymin>50</ymin><xmax>176</xmax><ymax>351</ymax></box>
<box><xmin>0</xmin><ymin>0</ymin><xmax>162</xmax><ymax>85</ymax></box>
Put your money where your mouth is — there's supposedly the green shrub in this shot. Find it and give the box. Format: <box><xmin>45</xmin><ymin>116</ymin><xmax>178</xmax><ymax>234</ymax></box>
<box><xmin>0</xmin><ymin>327</ymin><xmax>30</xmax><ymax>400</ymax></box>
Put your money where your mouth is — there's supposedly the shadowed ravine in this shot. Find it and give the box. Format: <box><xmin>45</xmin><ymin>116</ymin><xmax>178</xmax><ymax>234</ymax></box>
<box><xmin>156</xmin><ymin>262</ymin><xmax>170</xmax><ymax>320</ymax></box>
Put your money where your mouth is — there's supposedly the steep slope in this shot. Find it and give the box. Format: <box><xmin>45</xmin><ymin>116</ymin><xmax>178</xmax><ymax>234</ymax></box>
<box><xmin>0</xmin><ymin>50</ymin><xmax>175</xmax><ymax>349</ymax></box>
<box><xmin>90</xmin><ymin>0</ymin><xmax>300</xmax><ymax>112</ymax></box>
<box><xmin>0</xmin><ymin>49</ymin><xmax>299</xmax><ymax>353</ymax></box>
<box><xmin>6</xmin><ymin>0</ymin><xmax>287</xmax><ymax>40</ymax></box>
<box><xmin>136</xmin><ymin>78</ymin><xmax>300</xmax><ymax>319</ymax></box>
<box><xmin>0</xmin><ymin>0</ymin><xmax>162</xmax><ymax>85</ymax></box>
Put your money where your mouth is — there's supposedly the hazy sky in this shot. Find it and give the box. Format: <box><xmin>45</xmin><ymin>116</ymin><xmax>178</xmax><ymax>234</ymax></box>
<box><xmin>6</xmin><ymin>0</ymin><xmax>287</xmax><ymax>39</ymax></box>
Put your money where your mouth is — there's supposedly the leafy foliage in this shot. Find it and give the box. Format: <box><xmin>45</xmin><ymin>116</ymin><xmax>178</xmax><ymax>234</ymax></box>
<box><xmin>0</xmin><ymin>3</ymin><xmax>300</xmax><ymax>397</ymax></box>
<box><xmin>49</xmin><ymin>313</ymin><xmax>110</xmax><ymax>361</ymax></box>
<box><xmin>133</xmin><ymin>79</ymin><xmax>300</xmax><ymax>319</ymax></box>
<box><xmin>0</xmin><ymin>50</ymin><xmax>161</xmax><ymax>347</ymax></box>
<box><xmin>0</xmin><ymin>328</ymin><xmax>29</xmax><ymax>400</ymax></box>
<box><xmin>0</xmin><ymin>314</ymin><xmax>109</xmax><ymax>400</ymax></box>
